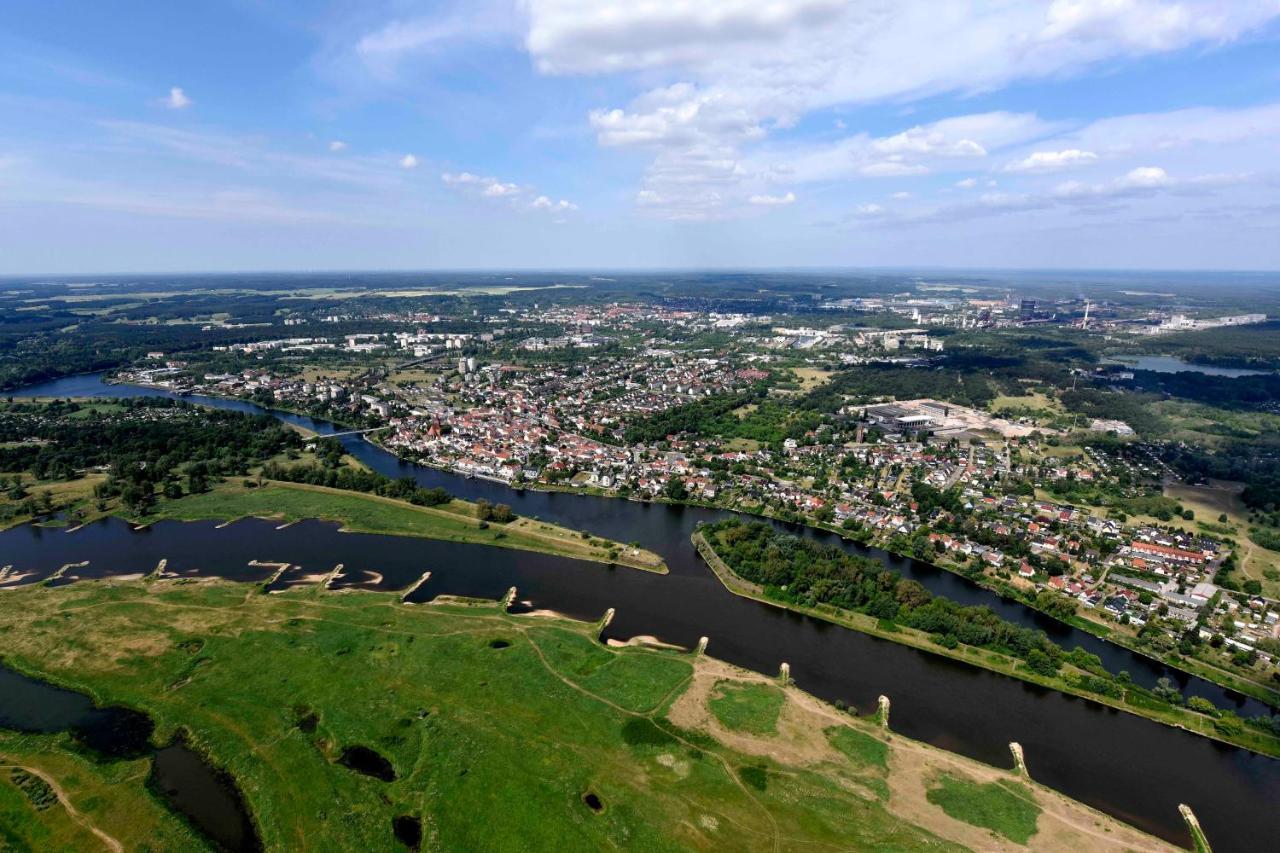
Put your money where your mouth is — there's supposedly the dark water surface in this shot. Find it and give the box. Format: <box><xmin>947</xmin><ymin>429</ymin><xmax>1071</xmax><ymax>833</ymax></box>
<box><xmin>7</xmin><ymin>373</ymin><xmax>1280</xmax><ymax>851</ymax></box>
<box><xmin>0</xmin><ymin>662</ymin><xmax>258</xmax><ymax>851</ymax></box>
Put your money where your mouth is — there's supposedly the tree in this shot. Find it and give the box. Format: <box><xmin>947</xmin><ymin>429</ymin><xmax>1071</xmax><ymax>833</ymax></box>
<box><xmin>490</xmin><ymin>503</ymin><xmax>514</xmax><ymax>523</ymax></box>
<box><xmin>663</xmin><ymin>477</ymin><xmax>688</xmax><ymax>502</ymax></box>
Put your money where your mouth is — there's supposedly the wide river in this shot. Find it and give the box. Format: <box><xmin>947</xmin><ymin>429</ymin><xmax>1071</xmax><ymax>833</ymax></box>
<box><xmin>6</xmin><ymin>373</ymin><xmax>1280</xmax><ymax>850</ymax></box>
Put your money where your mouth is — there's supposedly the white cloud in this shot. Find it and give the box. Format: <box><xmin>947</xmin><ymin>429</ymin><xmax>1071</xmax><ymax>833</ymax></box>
<box><xmin>483</xmin><ymin>180</ymin><xmax>519</xmax><ymax>197</ymax></box>
<box><xmin>329</xmin><ymin>140</ymin><xmax>348</xmax><ymax>152</ymax></box>
<box><xmin>442</xmin><ymin>170</ymin><xmax>576</xmax><ymax>212</ymax></box>
<box><xmin>525</xmin><ymin>1</ymin><xmax>1279</xmax><ymax>218</ymax></box>
<box><xmin>165</xmin><ymin>87</ymin><xmax>192</xmax><ymax>110</ymax></box>
<box><xmin>850</xmin><ymin>202</ymin><xmax>886</xmax><ymax>218</ymax></box>
<box><xmin>956</xmin><ymin>177</ymin><xmax>978</xmax><ymax>188</ymax></box>
<box><xmin>749</xmin><ymin>191</ymin><xmax>796</xmax><ymax>206</ymax></box>
<box><xmin>891</xmin><ymin>191</ymin><xmax>912</xmax><ymax>199</ymax></box>
<box><xmin>349</xmin><ymin>3</ymin><xmax>520</xmax><ymax>78</ymax></box>
<box><xmin>1116</xmin><ymin>165</ymin><xmax>1172</xmax><ymax>189</ymax></box>
<box><xmin>442</xmin><ymin>171</ymin><xmax>514</xmax><ymax>194</ymax></box>
<box><xmin>531</xmin><ymin>195</ymin><xmax>577</xmax><ymax>211</ymax></box>
<box><xmin>861</xmin><ymin>162</ymin><xmax>929</xmax><ymax>177</ymax></box>
<box><xmin>1004</xmin><ymin>148</ymin><xmax>1098</xmax><ymax>173</ymax></box>
<box><xmin>399</xmin><ymin>154</ymin><xmax>419</xmax><ymax>169</ymax></box>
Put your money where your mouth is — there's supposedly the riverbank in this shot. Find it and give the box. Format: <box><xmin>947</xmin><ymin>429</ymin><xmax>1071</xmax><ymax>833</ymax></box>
<box><xmin>138</xmin><ymin>479</ymin><xmax>667</xmax><ymax>573</ymax></box>
<box><xmin>70</xmin><ymin>377</ymin><xmax>1278</xmax><ymax>711</ymax></box>
<box><xmin>370</xmin><ymin>427</ymin><xmax>1280</xmax><ymax>712</ymax></box>
<box><xmin>0</xmin><ymin>576</ymin><xmax>1178</xmax><ymax>852</ymax></box>
<box><xmin>693</xmin><ymin>528</ymin><xmax>1280</xmax><ymax>760</ymax></box>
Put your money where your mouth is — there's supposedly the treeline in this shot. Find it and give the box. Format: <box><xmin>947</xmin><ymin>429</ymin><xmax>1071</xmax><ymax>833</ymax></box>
<box><xmin>702</xmin><ymin>520</ymin><xmax>1280</xmax><ymax>739</ymax></box>
<box><xmin>801</xmin><ymin>365</ymin><xmax>997</xmax><ymax>412</ymax></box>
<box><xmin>703</xmin><ymin>519</ymin><xmax>1067</xmax><ymax>676</ymax></box>
<box><xmin>260</xmin><ymin>460</ymin><xmax>454</xmax><ymax>508</ymax></box>
<box><xmin>1155</xmin><ymin>442</ymin><xmax>1280</xmax><ymax>511</ymax></box>
<box><xmin>1126</xmin><ymin>370</ymin><xmax>1280</xmax><ymax>412</ymax></box>
<box><xmin>1061</xmin><ymin>388</ymin><xmax>1168</xmax><ymax>436</ymax></box>
<box><xmin>622</xmin><ymin>387</ymin><xmax>765</xmax><ymax>443</ymax></box>
<box><xmin>0</xmin><ymin>399</ymin><xmax>299</xmax><ymax>484</ymax></box>
<box><xmin>1137</xmin><ymin>322</ymin><xmax>1280</xmax><ymax>371</ymax></box>
<box><xmin>0</xmin><ymin>398</ymin><xmax>302</xmax><ymax>513</ymax></box>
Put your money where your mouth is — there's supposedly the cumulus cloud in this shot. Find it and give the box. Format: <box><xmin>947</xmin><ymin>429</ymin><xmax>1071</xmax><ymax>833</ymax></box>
<box><xmin>329</xmin><ymin>140</ymin><xmax>348</xmax><ymax>152</ymax></box>
<box><xmin>442</xmin><ymin>171</ymin><xmax>576</xmax><ymax>212</ymax></box>
<box><xmin>868</xmin><ymin>165</ymin><xmax>1250</xmax><ymax>231</ymax></box>
<box><xmin>165</xmin><ymin>87</ymin><xmax>192</xmax><ymax>110</ymax></box>
<box><xmin>399</xmin><ymin>154</ymin><xmax>419</xmax><ymax>169</ymax></box>
<box><xmin>956</xmin><ymin>177</ymin><xmax>978</xmax><ymax>188</ymax></box>
<box><xmin>749</xmin><ymin>191</ymin><xmax>796</xmax><ymax>206</ymax></box>
<box><xmin>531</xmin><ymin>195</ymin><xmax>577</xmax><ymax>211</ymax></box>
<box><xmin>1005</xmin><ymin>148</ymin><xmax>1098</xmax><ymax>172</ymax></box>
<box><xmin>520</xmin><ymin>0</ymin><xmax>1279</xmax><ymax>218</ymax></box>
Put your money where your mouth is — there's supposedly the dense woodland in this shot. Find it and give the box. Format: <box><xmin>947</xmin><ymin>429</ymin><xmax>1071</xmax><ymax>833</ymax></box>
<box><xmin>0</xmin><ymin>399</ymin><xmax>301</xmax><ymax>513</ymax></box>
<box><xmin>704</xmin><ymin>519</ymin><xmax>1069</xmax><ymax>675</ymax></box>
<box><xmin>260</xmin><ymin>438</ymin><xmax>478</xmax><ymax>513</ymax></box>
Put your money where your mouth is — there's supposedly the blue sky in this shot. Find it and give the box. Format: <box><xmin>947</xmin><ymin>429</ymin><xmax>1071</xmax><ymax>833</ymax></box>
<box><xmin>2</xmin><ymin>0</ymin><xmax>1280</xmax><ymax>273</ymax></box>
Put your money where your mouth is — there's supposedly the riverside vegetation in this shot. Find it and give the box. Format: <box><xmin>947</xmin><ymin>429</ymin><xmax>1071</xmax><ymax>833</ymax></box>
<box><xmin>0</xmin><ymin>398</ymin><xmax>663</xmax><ymax>571</ymax></box>
<box><xmin>696</xmin><ymin>519</ymin><xmax>1280</xmax><ymax>757</ymax></box>
<box><xmin>0</xmin><ymin>578</ymin><xmax>1175</xmax><ymax>852</ymax></box>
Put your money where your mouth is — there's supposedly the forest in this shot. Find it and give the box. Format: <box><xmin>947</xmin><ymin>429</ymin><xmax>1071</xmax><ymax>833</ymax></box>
<box><xmin>260</xmin><ymin>438</ymin><xmax>457</xmax><ymax>510</ymax></box>
<box><xmin>703</xmin><ymin>519</ymin><xmax>1068</xmax><ymax>676</ymax></box>
<box><xmin>0</xmin><ymin>398</ymin><xmax>302</xmax><ymax>513</ymax></box>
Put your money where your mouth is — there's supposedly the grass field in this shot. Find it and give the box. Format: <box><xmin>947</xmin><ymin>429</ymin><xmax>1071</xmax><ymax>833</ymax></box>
<box><xmin>0</xmin><ymin>732</ymin><xmax>204</xmax><ymax>851</ymax></box>
<box><xmin>0</xmin><ymin>579</ymin><xmax>1175</xmax><ymax>852</ymax></box>
<box><xmin>141</xmin><ymin>480</ymin><xmax>667</xmax><ymax>572</ymax></box>
<box><xmin>707</xmin><ymin>681</ymin><xmax>785</xmax><ymax>735</ymax></box>
<box><xmin>925</xmin><ymin>774</ymin><xmax>1042</xmax><ymax>845</ymax></box>
<box><xmin>791</xmin><ymin>368</ymin><xmax>833</xmax><ymax>391</ymax></box>
<box><xmin>1164</xmin><ymin>480</ymin><xmax>1280</xmax><ymax>598</ymax></box>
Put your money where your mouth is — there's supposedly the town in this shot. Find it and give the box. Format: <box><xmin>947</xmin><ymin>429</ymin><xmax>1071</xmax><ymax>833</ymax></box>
<box><xmin>112</xmin><ymin>294</ymin><xmax>1280</xmax><ymax>702</ymax></box>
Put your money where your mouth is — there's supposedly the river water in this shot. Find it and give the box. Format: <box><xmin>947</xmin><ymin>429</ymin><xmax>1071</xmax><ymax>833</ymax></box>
<box><xmin>6</xmin><ymin>373</ymin><xmax>1280</xmax><ymax>851</ymax></box>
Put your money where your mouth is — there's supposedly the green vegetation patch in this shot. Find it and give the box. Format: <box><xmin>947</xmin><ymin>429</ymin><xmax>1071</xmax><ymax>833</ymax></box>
<box><xmin>825</xmin><ymin>726</ymin><xmax>889</xmax><ymax>771</ymax></box>
<box><xmin>708</xmin><ymin>680</ymin><xmax>785</xmax><ymax>735</ymax></box>
<box><xmin>0</xmin><ymin>582</ymin><xmax>969</xmax><ymax>852</ymax></box>
<box><xmin>925</xmin><ymin>773</ymin><xmax>1041</xmax><ymax>844</ymax></box>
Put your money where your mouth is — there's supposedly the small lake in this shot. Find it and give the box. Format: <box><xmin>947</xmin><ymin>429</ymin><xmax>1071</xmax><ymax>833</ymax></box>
<box><xmin>1102</xmin><ymin>355</ymin><xmax>1276</xmax><ymax>377</ymax></box>
<box><xmin>7</xmin><ymin>372</ymin><xmax>1280</xmax><ymax>852</ymax></box>
<box><xmin>0</xmin><ymin>662</ymin><xmax>259</xmax><ymax>851</ymax></box>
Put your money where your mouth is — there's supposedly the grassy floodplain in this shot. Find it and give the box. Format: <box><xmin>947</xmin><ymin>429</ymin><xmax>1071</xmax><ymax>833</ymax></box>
<box><xmin>136</xmin><ymin>479</ymin><xmax>667</xmax><ymax>573</ymax></box>
<box><xmin>0</xmin><ymin>578</ymin><xmax>1175</xmax><ymax>852</ymax></box>
<box><xmin>693</xmin><ymin>529</ymin><xmax>1280</xmax><ymax>759</ymax></box>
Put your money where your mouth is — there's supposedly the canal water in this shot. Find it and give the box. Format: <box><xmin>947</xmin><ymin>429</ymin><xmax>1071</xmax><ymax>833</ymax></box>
<box><xmin>6</xmin><ymin>373</ymin><xmax>1280</xmax><ymax>851</ymax></box>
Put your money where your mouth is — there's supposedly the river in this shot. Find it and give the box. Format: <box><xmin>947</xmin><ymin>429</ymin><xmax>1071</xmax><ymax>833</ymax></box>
<box><xmin>6</xmin><ymin>373</ymin><xmax>1280</xmax><ymax>851</ymax></box>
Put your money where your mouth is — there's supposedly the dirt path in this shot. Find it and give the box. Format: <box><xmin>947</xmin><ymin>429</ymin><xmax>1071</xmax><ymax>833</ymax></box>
<box><xmin>0</xmin><ymin>763</ymin><xmax>124</xmax><ymax>853</ymax></box>
<box><xmin>520</xmin><ymin>629</ymin><xmax>782</xmax><ymax>852</ymax></box>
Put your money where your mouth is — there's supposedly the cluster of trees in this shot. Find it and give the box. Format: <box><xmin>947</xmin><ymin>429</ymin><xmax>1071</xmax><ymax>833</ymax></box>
<box><xmin>801</xmin><ymin>364</ymin><xmax>997</xmax><ymax>412</ymax></box>
<box><xmin>1142</xmin><ymin>321</ymin><xmax>1280</xmax><ymax>371</ymax></box>
<box><xmin>259</xmin><ymin>459</ymin><xmax>453</xmax><ymax>508</ymax></box>
<box><xmin>1127</xmin><ymin>370</ymin><xmax>1280</xmax><ymax>412</ymax></box>
<box><xmin>473</xmin><ymin>498</ymin><xmax>514</xmax><ymax>523</ymax></box>
<box><xmin>704</xmin><ymin>519</ymin><xmax>1069</xmax><ymax>676</ymax></box>
<box><xmin>621</xmin><ymin>386</ymin><xmax>768</xmax><ymax>444</ymax></box>
<box><xmin>1061</xmin><ymin>388</ymin><xmax>1168</xmax><ymax>437</ymax></box>
<box><xmin>0</xmin><ymin>399</ymin><xmax>302</xmax><ymax>514</ymax></box>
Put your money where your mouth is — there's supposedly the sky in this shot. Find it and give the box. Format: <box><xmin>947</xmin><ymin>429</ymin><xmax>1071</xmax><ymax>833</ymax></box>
<box><xmin>2</xmin><ymin>0</ymin><xmax>1280</xmax><ymax>274</ymax></box>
